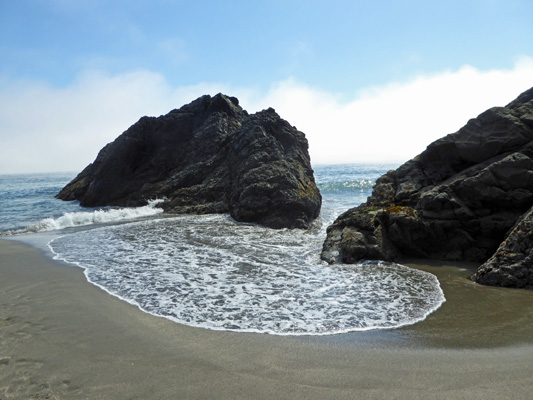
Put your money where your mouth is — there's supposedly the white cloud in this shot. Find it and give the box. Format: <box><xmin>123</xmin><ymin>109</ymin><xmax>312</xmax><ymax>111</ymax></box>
<box><xmin>0</xmin><ymin>70</ymin><xmax>171</xmax><ymax>174</ymax></box>
<box><xmin>239</xmin><ymin>56</ymin><xmax>533</xmax><ymax>165</ymax></box>
<box><xmin>1</xmin><ymin>58</ymin><xmax>533</xmax><ymax>174</ymax></box>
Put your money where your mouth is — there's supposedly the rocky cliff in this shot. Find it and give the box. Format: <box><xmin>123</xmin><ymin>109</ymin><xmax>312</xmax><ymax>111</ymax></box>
<box><xmin>57</xmin><ymin>94</ymin><xmax>322</xmax><ymax>229</ymax></box>
<box><xmin>321</xmin><ymin>87</ymin><xmax>533</xmax><ymax>289</ymax></box>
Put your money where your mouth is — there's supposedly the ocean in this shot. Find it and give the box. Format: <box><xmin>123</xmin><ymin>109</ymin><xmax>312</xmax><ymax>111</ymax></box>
<box><xmin>0</xmin><ymin>164</ymin><xmax>446</xmax><ymax>335</ymax></box>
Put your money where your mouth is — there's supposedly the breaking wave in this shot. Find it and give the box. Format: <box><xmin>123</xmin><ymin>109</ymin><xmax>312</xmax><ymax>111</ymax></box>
<box><xmin>6</xmin><ymin>199</ymin><xmax>164</xmax><ymax>235</ymax></box>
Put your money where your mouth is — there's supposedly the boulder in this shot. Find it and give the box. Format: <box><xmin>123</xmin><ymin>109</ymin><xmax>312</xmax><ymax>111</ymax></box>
<box><xmin>321</xmin><ymin>86</ymin><xmax>533</xmax><ymax>289</ymax></box>
<box><xmin>57</xmin><ymin>94</ymin><xmax>321</xmax><ymax>229</ymax></box>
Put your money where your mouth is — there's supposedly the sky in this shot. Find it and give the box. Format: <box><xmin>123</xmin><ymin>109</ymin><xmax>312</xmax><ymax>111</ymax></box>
<box><xmin>1</xmin><ymin>0</ymin><xmax>533</xmax><ymax>174</ymax></box>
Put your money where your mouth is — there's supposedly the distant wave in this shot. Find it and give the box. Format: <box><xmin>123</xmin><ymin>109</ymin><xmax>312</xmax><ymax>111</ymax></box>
<box><xmin>318</xmin><ymin>179</ymin><xmax>374</xmax><ymax>192</ymax></box>
<box><xmin>3</xmin><ymin>199</ymin><xmax>164</xmax><ymax>235</ymax></box>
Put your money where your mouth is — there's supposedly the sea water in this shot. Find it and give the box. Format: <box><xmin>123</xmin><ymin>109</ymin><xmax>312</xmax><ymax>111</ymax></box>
<box><xmin>0</xmin><ymin>164</ymin><xmax>446</xmax><ymax>335</ymax></box>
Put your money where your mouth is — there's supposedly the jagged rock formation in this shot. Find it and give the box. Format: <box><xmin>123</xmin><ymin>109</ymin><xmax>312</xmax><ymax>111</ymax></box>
<box><xmin>57</xmin><ymin>94</ymin><xmax>321</xmax><ymax>229</ymax></box>
<box><xmin>321</xmin><ymin>87</ymin><xmax>533</xmax><ymax>289</ymax></box>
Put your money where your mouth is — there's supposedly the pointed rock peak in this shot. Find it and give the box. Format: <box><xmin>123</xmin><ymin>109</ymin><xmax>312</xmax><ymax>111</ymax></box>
<box><xmin>178</xmin><ymin>93</ymin><xmax>243</xmax><ymax>117</ymax></box>
<box><xmin>208</xmin><ymin>93</ymin><xmax>243</xmax><ymax>116</ymax></box>
<box><xmin>212</xmin><ymin>92</ymin><xmax>239</xmax><ymax>106</ymax></box>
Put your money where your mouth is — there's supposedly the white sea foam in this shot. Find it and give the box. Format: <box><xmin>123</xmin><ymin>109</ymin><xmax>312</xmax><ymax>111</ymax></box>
<box><xmin>49</xmin><ymin>214</ymin><xmax>446</xmax><ymax>335</ymax></box>
<box><xmin>25</xmin><ymin>199</ymin><xmax>164</xmax><ymax>233</ymax></box>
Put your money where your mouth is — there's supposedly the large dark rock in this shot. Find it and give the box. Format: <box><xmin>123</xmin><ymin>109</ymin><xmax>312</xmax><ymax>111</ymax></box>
<box><xmin>57</xmin><ymin>94</ymin><xmax>321</xmax><ymax>229</ymax></box>
<box><xmin>321</xmin><ymin>87</ymin><xmax>533</xmax><ymax>288</ymax></box>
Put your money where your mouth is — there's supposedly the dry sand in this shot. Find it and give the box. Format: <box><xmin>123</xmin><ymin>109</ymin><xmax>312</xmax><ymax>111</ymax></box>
<box><xmin>2</xmin><ymin>238</ymin><xmax>533</xmax><ymax>399</ymax></box>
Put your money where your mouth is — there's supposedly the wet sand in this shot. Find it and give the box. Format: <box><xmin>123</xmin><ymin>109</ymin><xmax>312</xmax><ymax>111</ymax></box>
<box><xmin>2</xmin><ymin>239</ymin><xmax>533</xmax><ymax>399</ymax></box>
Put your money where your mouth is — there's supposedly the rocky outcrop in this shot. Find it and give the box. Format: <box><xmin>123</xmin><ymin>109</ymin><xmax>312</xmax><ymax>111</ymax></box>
<box><xmin>471</xmin><ymin>205</ymin><xmax>533</xmax><ymax>289</ymax></box>
<box><xmin>321</xmin><ymin>86</ymin><xmax>533</xmax><ymax>288</ymax></box>
<box><xmin>57</xmin><ymin>94</ymin><xmax>321</xmax><ymax>229</ymax></box>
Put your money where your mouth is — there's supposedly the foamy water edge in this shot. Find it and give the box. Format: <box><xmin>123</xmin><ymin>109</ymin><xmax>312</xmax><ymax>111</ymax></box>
<box><xmin>48</xmin><ymin>215</ymin><xmax>446</xmax><ymax>336</ymax></box>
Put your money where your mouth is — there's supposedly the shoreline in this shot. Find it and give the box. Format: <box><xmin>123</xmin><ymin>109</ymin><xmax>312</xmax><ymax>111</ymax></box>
<box><xmin>2</xmin><ymin>239</ymin><xmax>533</xmax><ymax>399</ymax></box>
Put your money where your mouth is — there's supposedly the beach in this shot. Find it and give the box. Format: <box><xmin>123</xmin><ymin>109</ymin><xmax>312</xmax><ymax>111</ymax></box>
<box><xmin>2</xmin><ymin>239</ymin><xmax>533</xmax><ymax>399</ymax></box>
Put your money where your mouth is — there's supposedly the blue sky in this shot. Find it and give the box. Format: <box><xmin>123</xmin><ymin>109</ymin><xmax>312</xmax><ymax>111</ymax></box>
<box><xmin>1</xmin><ymin>0</ymin><xmax>533</xmax><ymax>173</ymax></box>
